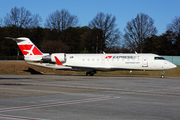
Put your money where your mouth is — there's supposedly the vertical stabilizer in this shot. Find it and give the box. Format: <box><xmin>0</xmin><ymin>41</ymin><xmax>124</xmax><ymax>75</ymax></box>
<box><xmin>5</xmin><ymin>37</ymin><xmax>45</xmax><ymax>61</ymax></box>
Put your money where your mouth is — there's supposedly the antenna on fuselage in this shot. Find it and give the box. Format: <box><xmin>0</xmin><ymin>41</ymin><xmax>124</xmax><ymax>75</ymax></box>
<box><xmin>135</xmin><ymin>51</ymin><xmax>137</xmax><ymax>54</ymax></box>
<box><xmin>103</xmin><ymin>51</ymin><xmax>106</xmax><ymax>54</ymax></box>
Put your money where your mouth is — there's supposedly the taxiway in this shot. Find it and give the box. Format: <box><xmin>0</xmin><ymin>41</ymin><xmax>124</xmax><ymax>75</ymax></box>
<box><xmin>0</xmin><ymin>75</ymin><xmax>180</xmax><ymax>120</ymax></box>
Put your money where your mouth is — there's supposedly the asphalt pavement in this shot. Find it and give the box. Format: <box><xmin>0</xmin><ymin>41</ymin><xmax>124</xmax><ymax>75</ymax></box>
<box><xmin>0</xmin><ymin>75</ymin><xmax>180</xmax><ymax>120</ymax></box>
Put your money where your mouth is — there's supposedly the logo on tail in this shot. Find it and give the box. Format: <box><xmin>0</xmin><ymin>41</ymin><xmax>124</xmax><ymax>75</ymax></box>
<box><xmin>18</xmin><ymin>44</ymin><xmax>43</xmax><ymax>56</ymax></box>
<box><xmin>5</xmin><ymin>37</ymin><xmax>45</xmax><ymax>61</ymax></box>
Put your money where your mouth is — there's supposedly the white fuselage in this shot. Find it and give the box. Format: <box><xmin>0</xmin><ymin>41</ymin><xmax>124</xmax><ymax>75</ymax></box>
<box><xmin>53</xmin><ymin>53</ymin><xmax>176</xmax><ymax>71</ymax></box>
<box><xmin>7</xmin><ymin>37</ymin><xmax>177</xmax><ymax>76</ymax></box>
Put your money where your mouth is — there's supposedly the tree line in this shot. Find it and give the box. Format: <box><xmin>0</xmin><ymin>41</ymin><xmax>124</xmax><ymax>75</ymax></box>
<box><xmin>0</xmin><ymin>7</ymin><xmax>180</xmax><ymax>59</ymax></box>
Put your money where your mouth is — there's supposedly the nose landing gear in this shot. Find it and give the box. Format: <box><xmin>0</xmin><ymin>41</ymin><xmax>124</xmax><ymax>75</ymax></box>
<box><xmin>161</xmin><ymin>70</ymin><xmax>165</xmax><ymax>78</ymax></box>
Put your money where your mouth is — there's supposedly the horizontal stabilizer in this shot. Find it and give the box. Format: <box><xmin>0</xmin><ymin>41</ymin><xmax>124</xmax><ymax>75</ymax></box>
<box><xmin>5</xmin><ymin>37</ymin><xmax>27</xmax><ymax>42</ymax></box>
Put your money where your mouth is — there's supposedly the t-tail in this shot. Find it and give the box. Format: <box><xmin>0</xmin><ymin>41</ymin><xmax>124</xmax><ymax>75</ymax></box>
<box><xmin>5</xmin><ymin>37</ymin><xmax>48</xmax><ymax>61</ymax></box>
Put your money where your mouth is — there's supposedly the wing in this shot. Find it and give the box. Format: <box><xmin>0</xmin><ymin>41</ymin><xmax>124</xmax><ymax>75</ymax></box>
<box><xmin>66</xmin><ymin>65</ymin><xmax>110</xmax><ymax>71</ymax></box>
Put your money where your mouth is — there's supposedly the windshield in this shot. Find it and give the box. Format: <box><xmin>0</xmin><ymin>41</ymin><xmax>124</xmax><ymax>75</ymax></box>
<box><xmin>154</xmin><ymin>57</ymin><xmax>165</xmax><ymax>60</ymax></box>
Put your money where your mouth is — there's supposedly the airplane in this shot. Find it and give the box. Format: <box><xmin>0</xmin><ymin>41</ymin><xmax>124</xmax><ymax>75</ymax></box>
<box><xmin>5</xmin><ymin>37</ymin><xmax>177</xmax><ymax>78</ymax></box>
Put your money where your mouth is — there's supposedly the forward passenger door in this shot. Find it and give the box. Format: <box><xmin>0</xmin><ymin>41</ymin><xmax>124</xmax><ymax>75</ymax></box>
<box><xmin>142</xmin><ymin>58</ymin><xmax>148</xmax><ymax>67</ymax></box>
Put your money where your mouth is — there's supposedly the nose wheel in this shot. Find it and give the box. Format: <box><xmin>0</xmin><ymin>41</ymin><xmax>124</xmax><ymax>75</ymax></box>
<box><xmin>161</xmin><ymin>70</ymin><xmax>165</xmax><ymax>78</ymax></box>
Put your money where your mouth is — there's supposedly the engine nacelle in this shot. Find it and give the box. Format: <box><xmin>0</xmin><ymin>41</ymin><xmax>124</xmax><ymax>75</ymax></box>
<box><xmin>42</xmin><ymin>55</ymin><xmax>51</xmax><ymax>62</ymax></box>
<box><xmin>51</xmin><ymin>53</ymin><xmax>66</xmax><ymax>63</ymax></box>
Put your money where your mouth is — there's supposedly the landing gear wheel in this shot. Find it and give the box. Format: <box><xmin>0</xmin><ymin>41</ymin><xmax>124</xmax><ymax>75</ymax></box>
<box><xmin>86</xmin><ymin>72</ymin><xmax>90</xmax><ymax>76</ymax></box>
<box><xmin>90</xmin><ymin>72</ymin><xmax>94</xmax><ymax>76</ymax></box>
<box><xmin>86</xmin><ymin>72</ymin><xmax>95</xmax><ymax>76</ymax></box>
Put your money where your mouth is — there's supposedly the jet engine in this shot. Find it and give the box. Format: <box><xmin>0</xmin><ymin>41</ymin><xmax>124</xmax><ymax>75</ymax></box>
<box><xmin>42</xmin><ymin>53</ymin><xmax>66</xmax><ymax>63</ymax></box>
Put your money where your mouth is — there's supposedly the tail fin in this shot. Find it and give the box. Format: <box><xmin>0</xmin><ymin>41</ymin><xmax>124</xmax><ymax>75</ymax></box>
<box><xmin>5</xmin><ymin>37</ymin><xmax>45</xmax><ymax>61</ymax></box>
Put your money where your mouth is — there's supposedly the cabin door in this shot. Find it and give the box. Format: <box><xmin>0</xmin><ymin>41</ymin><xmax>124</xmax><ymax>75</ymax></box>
<box><xmin>142</xmin><ymin>57</ymin><xmax>148</xmax><ymax>67</ymax></box>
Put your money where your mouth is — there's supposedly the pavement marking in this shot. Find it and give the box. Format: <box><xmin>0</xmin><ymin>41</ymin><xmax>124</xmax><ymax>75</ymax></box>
<box><xmin>1</xmin><ymin>85</ymin><xmax>179</xmax><ymax>97</ymax></box>
<box><xmin>0</xmin><ymin>88</ymin><xmax>119</xmax><ymax>120</ymax></box>
<box><xmin>0</xmin><ymin>87</ymin><xmax>61</xmax><ymax>94</ymax></box>
<box><xmin>40</xmin><ymin>99</ymin><xmax>64</xmax><ymax>102</ymax></box>
<box><xmin>174</xmin><ymin>89</ymin><xmax>180</xmax><ymax>91</ymax></box>
<box><xmin>0</xmin><ymin>97</ymin><xmax>119</xmax><ymax>112</ymax></box>
<box><xmin>0</xmin><ymin>87</ymin><xmax>106</xmax><ymax>97</ymax></box>
<box><xmin>0</xmin><ymin>114</ymin><xmax>48</xmax><ymax>120</ymax></box>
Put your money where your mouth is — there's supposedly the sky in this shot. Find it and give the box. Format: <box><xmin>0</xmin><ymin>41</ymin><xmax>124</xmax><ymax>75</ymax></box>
<box><xmin>0</xmin><ymin>0</ymin><xmax>180</xmax><ymax>35</ymax></box>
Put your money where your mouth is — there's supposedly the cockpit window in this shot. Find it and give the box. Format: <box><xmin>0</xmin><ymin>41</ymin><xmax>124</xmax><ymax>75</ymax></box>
<box><xmin>154</xmin><ymin>57</ymin><xmax>165</xmax><ymax>60</ymax></box>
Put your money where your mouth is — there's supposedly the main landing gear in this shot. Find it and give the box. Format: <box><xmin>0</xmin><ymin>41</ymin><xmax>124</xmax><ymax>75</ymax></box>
<box><xmin>86</xmin><ymin>71</ymin><xmax>96</xmax><ymax>76</ymax></box>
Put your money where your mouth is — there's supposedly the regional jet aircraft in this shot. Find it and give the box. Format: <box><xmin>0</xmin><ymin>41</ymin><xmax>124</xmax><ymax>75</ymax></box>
<box><xmin>5</xmin><ymin>37</ymin><xmax>177</xmax><ymax>78</ymax></box>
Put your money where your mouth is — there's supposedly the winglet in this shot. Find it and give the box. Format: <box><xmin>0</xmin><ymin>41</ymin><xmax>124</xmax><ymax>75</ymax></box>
<box><xmin>54</xmin><ymin>56</ymin><xmax>63</xmax><ymax>65</ymax></box>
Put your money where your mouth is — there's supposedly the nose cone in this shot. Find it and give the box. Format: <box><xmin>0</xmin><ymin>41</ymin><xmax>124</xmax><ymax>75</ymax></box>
<box><xmin>165</xmin><ymin>61</ymin><xmax>177</xmax><ymax>69</ymax></box>
<box><xmin>168</xmin><ymin>62</ymin><xmax>177</xmax><ymax>69</ymax></box>
<box><xmin>171</xmin><ymin>63</ymin><xmax>177</xmax><ymax>69</ymax></box>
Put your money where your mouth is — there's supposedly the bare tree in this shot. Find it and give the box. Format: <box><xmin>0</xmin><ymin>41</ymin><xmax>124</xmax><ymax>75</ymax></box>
<box><xmin>45</xmin><ymin>9</ymin><xmax>79</xmax><ymax>31</ymax></box>
<box><xmin>124</xmin><ymin>13</ymin><xmax>157</xmax><ymax>53</ymax></box>
<box><xmin>88</xmin><ymin>12</ymin><xmax>120</xmax><ymax>51</ymax></box>
<box><xmin>0</xmin><ymin>17</ymin><xmax>3</xmax><ymax>27</ymax></box>
<box><xmin>41</xmin><ymin>40</ymin><xmax>69</xmax><ymax>53</ymax></box>
<box><xmin>4</xmin><ymin>7</ymin><xmax>42</xmax><ymax>28</ymax></box>
<box><xmin>167</xmin><ymin>16</ymin><xmax>180</xmax><ymax>36</ymax></box>
<box><xmin>167</xmin><ymin>16</ymin><xmax>180</xmax><ymax>55</ymax></box>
